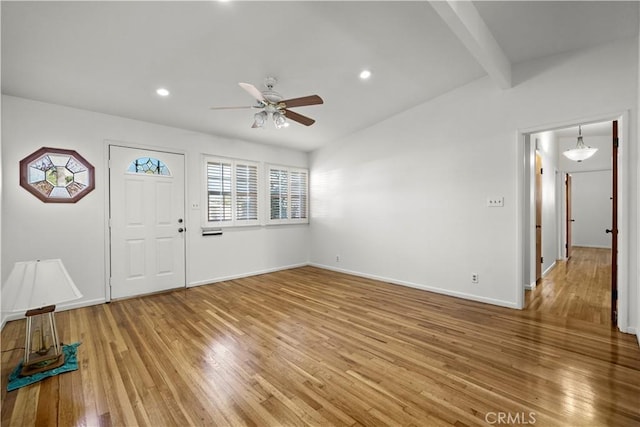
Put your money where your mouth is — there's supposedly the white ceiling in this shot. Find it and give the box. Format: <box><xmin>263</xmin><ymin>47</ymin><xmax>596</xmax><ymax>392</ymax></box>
<box><xmin>2</xmin><ymin>1</ymin><xmax>638</xmax><ymax>152</ymax></box>
<box><xmin>553</xmin><ymin>121</ymin><xmax>613</xmax><ymax>139</ymax></box>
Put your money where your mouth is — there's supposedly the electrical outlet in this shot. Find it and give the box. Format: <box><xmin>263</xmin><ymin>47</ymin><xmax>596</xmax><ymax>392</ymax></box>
<box><xmin>487</xmin><ymin>197</ymin><xmax>504</xmax><ymax>207</ymax></box>
<box><xmin>191</xmin><ymin>202</ymin><xmax>200</xmax><ymax>210</ymax></box>
<box><xmin>471</xmin><ymin>273</ymin><xmax>479</xmax><ymax>283</ymax></box>
<box><xmin>336</xmin><ymin>255</ymin><xmax>340</xmax><ymax>262</ymax></box>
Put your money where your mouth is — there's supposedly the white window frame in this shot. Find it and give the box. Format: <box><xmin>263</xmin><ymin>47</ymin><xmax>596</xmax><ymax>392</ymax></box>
<box><xmin>203</xmin><ymin>156</ymin><xmax>261</xmax><ymax>227</ymax></box>
<box><xmin>267</xmin><ymin>165</ymin><xmax>309</xmax><ymax>225</ymax></box>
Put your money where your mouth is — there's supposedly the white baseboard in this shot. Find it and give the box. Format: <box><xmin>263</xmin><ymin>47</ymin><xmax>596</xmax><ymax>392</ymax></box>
<box><xmin>188</xmin><ymin>263</ymin><xmax>309</xmax><ymax>288</ymax></box>
<box><xmin>542</xmin><ymin>261</ymin><xmax>557</xmax><ymax>277</ymax></box>
<box><xmin>621</xmin><ymin>327</ymin><xmax>640</xmax><ymax>346</ymax></box>
<box><xmin>3</xmin><ymin>265</ymin><xmax>633</xmax><ymax>347</ymax></box>
<box><xmin>2</xmin><ymin>264</ymin><xmax>310</xmax><ymax>330</ymax></box>
<box><xmin>524</xmin><ymin>261</ymin><xmax>557</xmax><ymax>291</ymax></box>
<box><xmin>309</xmin><ymin>263</ymin><xmax>519</xmax><ymax>309</ymax></box>
<box><xmin>2</xmin><ymin>264</ymin><xmax>308</xmax><ymax>331</ymax></box>
<box><xmin>1</xmin><ymin>297</ymin><xmax>106</xmax><ymax>329</ymax></box>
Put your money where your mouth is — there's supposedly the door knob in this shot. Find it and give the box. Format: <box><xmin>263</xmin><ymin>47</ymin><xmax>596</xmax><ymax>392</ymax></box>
<box><xmin>178</xmin><ymin>218</ymin><xmax>184</xmax><ymax>223</ymax></box>
<box><xmin>570</xmin><ymin>219</ymin><xmax>576</xmax><ymax>222</ymax></box>
<box><xmin>178</xmin><ymin>228</ymin><xmax>184</xmax><ymax>233</ymax></box>
<box><xmin>605</xmin><ymin>229</ymin><xmax>613</xmax><ymax>234</ymax></box>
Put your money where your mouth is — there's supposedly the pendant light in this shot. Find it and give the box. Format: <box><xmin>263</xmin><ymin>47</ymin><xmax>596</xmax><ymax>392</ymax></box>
<box><xmin>563</xmin><ymin>125</ymin><xmax>598</xmax><ymax>162</ymax></box>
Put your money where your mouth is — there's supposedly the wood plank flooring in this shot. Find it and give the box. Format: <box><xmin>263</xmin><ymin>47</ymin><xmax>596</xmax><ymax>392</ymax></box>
<box><xmin>2</xmin><ymin>264</ymin><xmax>639</xmax><ymax>426</ymax></box>
<box><xmin>526</xmin><ymin>246</ymin><xmax>612</xmax><ymax>325</ymax></box>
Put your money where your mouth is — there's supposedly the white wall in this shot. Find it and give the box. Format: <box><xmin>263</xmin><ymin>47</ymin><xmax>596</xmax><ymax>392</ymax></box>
<box><xmin>310</xmin><ymin>36</ymin><xmax>638</xmax><ymax>327</ymax></box>
<box><xmin>0</xmin><ymin>5</ymin><xmax>3</xmax><ymax>327</ymax></box>
<box><xmin>570</xmin><ymin>171</ymin><xmax>612</xmax><ymax>248</ymax></box>
<box><xmin>637</xmin><ymin>12</ymin><xmax>640</xmax><ymax>344</ymax></box>
<box><xmin>1</xmin><ymin>96</ymin><xmax>310</xmax><ymax>325</ymax></box>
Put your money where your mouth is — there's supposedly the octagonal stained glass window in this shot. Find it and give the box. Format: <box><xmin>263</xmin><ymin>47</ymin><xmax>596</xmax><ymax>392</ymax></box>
<box><xmin>20</xmin><ymin>147</ymin><xmax>95</xmax><ymax>203</ymax></box>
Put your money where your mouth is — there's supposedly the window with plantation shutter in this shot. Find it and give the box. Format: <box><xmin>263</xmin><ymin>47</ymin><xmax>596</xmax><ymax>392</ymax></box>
<box><xmin>290</xmin><ymin>170</ymin><xmax>308</xmax><ymax>220</ymax></box>
<box><xmin>267</xmin><ymin>165</ymin><xmax>308</xmax><ymax>224</ymax></box>
<box><xmin>204</xmin><ymin>157</ymin><xmax>260</xmax><ymax>227</ymax></box>
<box><xmin>236</xmin><ymin>163</ymin><xmax>258</xmax><ymax>222</ymax></box>
<box><xmin>207</xmin><ymin>161</ymin><xmax>232</xmax><ymax>223</ymax></box>
<box><xmin>270</xmin><ymin>168</ymin><xmax>288</xmax><ymax>220</ymax></box>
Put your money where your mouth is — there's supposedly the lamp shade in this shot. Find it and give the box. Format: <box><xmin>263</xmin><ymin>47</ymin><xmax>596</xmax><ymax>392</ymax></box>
<box><xmin>2</xmin><ymin>259</ymin><xmax>82</xmax><ymax>313</ymax></box>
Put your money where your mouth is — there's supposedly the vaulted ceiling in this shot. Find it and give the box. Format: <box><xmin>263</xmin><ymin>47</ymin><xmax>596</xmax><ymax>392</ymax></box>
<box><xmin>2</xmin><ymin>1</ymin><xmax>638</xmax><ymax>151</ymax></box>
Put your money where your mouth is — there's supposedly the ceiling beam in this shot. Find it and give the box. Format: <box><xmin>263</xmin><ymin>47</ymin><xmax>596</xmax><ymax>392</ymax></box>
<box><xmin>429</xmin><ymin>0</ymin><xmax>512</xmax><ymax>89</ymax></box>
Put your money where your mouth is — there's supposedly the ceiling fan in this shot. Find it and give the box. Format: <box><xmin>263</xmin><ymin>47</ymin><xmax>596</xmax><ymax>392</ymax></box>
<box><xmin>210</xmin><ymin>77</ymin><xmax>323</xmax><ymax>128</ymax></box>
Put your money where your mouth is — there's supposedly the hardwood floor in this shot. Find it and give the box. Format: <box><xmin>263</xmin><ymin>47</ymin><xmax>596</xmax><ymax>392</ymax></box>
<box><xmin>2</xmin><ymin>265</ymin><xmax>639</xmax><ymax>426</ymax></box>
<box><xmin>526</xmin><ymin>246</ymin><xmax>612</xmax><ymax>325</ymax></box>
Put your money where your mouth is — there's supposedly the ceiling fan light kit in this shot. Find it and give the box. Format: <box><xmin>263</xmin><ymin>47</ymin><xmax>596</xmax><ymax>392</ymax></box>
<box><xmin>562</xmin><ymin>125</ymin><xmax>598</xmax><ymax>162</ymax></box>
<box><xmin>212</xmin><ymin>77</ymin><xmax>323</xmax><ymax>129</ymax></box>
<box><xmin>273</xmin><ymin>111</ymin><xmax>287</xmax><ymax>129</ymax></box>
<box><xmin>253</xmin><ymin>111</ymin><xmax>267</xmax><ymax>128</ymax></box>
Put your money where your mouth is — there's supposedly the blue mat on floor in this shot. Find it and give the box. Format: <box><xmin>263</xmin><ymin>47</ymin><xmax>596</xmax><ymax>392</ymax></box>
<box><xmin>7</xmin><ymin>342</ymin><xmax>80</xmax><ymax>391</ymax></box>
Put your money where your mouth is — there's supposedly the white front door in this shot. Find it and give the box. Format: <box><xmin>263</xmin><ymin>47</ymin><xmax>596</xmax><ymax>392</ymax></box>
<box><xmin>109</xmin><ymin>146</ymin><xmax>186</xmax><ymax>299</ymax></box>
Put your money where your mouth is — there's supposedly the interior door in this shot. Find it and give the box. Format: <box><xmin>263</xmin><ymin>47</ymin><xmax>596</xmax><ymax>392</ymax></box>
<box><xmin>110</xmin><ymin>146</ymin><xmax>186</xmax><ymax>299</ymax></box>
<box><xmin>535</xmin><ymin>152</ymin><xmax>542</xmax><ymax>281</ymax></box>
<box><xmin>609</xmin><ymin>120</ymin><xmax>618</xmax><ymax>324</ymax></box>
<box><xmin>565</xmin><ymin>173</ymin><xmax>573</xmax><ymax>260</ymax></box>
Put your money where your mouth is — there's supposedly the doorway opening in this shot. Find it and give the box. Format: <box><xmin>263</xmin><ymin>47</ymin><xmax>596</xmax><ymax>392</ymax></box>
<box><xmin>520</xmin><ymin>117</ymin><xmax>624</xmax><ymax>328</ymax></box>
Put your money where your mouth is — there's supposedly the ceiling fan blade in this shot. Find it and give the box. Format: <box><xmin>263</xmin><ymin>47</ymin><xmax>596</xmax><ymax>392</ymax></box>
<box><xmin>239</xmin><ymin>82</ymin><xmax>266</xmax><ymax>103</ymax></box>
<box><xmin>210</xmin><ymin>105</ymin><xmax>258</xmax><ymax>110</ymax></box>
<box><xmin>284</xmin><ymin>109</ymin><xmax>316</xmax><ymax>126</ymax></box>
<box><xmin>281</xmin><ymin>95</ymin><xmax>324</xmax><ymax>108</ymax></box>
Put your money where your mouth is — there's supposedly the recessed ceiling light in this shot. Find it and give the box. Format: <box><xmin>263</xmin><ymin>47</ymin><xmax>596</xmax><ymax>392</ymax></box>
<box><xmin>156</xmin><ymin>88</ymin><xmax>170</xmax><ymax>97</ymax></box>
<box><xmin>359</xmin><ymin>70</ymin><xmax>372</xmax><ymax>80</ymax></box>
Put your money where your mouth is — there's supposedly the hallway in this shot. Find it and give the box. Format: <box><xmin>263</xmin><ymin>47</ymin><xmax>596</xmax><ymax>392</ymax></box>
<box><xmin>525</xmin><ymin>246</ymin><xmax>611</xmax><ymax>326</ymax></box>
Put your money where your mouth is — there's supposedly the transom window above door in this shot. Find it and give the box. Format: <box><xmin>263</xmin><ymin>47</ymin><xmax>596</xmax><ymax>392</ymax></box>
<box><xmin>127</xmin><ymin>157</ymin><xmax>171</xmax><ymax>176</ymax></box>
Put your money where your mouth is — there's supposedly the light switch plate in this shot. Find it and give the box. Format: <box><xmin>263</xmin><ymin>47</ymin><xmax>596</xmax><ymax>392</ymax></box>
<box><xmin>487</xmin><ymin>197</ymin><xmax>504</xmax><ymax>207</ymax></box>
